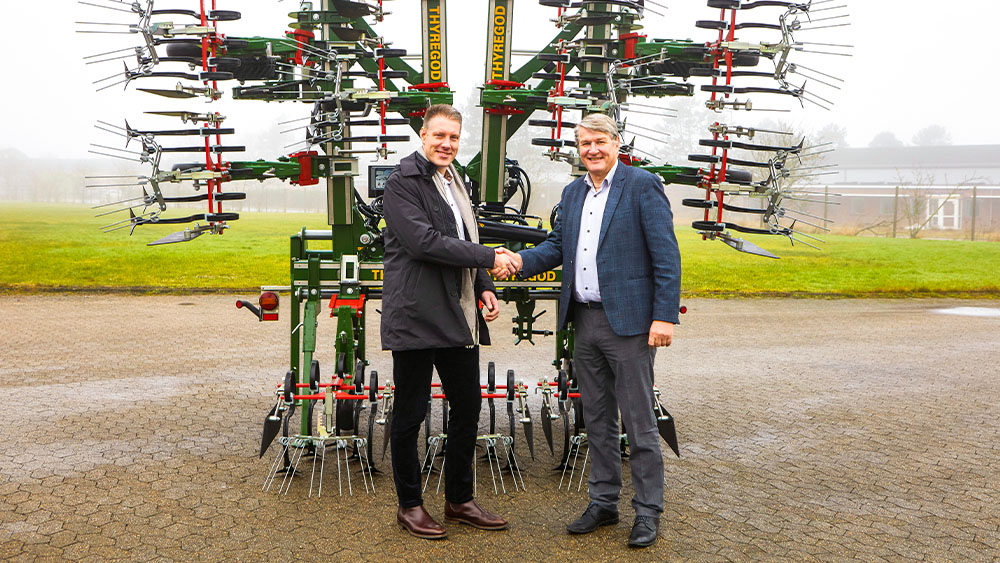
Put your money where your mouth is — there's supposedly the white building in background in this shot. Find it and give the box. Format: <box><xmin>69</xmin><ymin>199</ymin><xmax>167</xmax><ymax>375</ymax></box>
<box><xmin>798</xmin><ymin>145</ymin><xmax>1000</xmax><ymax>236</ymax></box>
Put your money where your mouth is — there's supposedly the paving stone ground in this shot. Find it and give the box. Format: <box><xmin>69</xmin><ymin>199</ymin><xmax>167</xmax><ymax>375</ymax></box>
<box><xmin>1</xmin><ymin>295</ymin><xmax>998</xmax><ymax>561</ymax></box>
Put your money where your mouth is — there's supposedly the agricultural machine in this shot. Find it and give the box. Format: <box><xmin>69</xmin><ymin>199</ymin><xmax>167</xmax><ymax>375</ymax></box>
<box><xmin>81</xmin><ymin>0</ymin><xmax>848</xmax><ymax>496</ymax></box>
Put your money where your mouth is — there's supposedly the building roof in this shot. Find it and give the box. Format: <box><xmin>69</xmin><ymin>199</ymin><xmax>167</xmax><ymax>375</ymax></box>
<box><xmin>830</xmin><ymin>145</ymin><xmax>1000</xmax><ymax>170</ymax></box>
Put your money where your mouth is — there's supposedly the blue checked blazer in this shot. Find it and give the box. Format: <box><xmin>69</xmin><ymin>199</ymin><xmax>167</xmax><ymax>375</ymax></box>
<box><xmin>519</xmin><ymin>164</ymin><xmax>682</xmax><ymax>336</ymax></box>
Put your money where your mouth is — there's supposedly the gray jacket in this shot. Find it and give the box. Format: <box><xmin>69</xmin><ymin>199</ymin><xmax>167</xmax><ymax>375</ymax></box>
<box><xmin>380</xmin><ymin>151</ymin><xmax>496</xmax><ymax>351</ymax></box>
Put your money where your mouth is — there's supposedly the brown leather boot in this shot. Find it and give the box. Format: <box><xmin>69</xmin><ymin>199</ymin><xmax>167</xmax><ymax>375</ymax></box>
<box><xmin>443</xmin><ymin>499</ymin><xmax>508</xmax><ymax>530</ymax></box>
<box><xmin>397</xmin><ymin>505</ymin><xmax>447</xmax><ymax>540</ymax></box>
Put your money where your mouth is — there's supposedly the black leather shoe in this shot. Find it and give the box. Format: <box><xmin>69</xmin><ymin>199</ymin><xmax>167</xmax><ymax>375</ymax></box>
<box><xmin>566</xmin><ymin>502</ymin><xmax>619</xmax><ymax>534</ymax></box>
<box><xmin>627</xmin><ymin>515</ymin><xmax>659</xmax><ymax>548</ymax></box>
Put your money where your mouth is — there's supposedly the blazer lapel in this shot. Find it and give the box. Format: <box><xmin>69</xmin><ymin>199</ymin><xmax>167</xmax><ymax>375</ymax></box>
<box><xmin>598</xmin><ymin>165</ymin><xmax>626</xmax><ymax>250</ymax></box>
<box><xmin>564</xmin><ymin>177</ymin><xmax>587</xmax><ymax>263</ymax></box>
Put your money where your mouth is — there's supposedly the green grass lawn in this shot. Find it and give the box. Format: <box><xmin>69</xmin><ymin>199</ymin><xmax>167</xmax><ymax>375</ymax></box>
<box><xmin>1</xmin><ymin>202</ymin><xmax>998</xmax><ymax>297</ymax></box>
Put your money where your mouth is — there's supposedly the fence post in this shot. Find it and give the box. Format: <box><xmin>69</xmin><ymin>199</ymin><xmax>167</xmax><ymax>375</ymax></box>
<box><xmin>892</xmin><ymin>185</ymin><xmax>899</xmax><ymax>238</ymax></box>
<box><xmin>970</xmin><ymin>185</ymin><xmax>977</xmax><ymax>242</ymax></box>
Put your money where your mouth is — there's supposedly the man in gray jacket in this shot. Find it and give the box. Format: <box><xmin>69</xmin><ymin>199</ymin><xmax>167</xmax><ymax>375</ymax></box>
<box><xmin>381</xmin><ymin>104</ymin><xmax>515</xmax><ymax>539</ymax></box>
<box><xmin>496</xmin><ymin>113</ymin><xmax>681</xmax><ymax>548</ymax></box>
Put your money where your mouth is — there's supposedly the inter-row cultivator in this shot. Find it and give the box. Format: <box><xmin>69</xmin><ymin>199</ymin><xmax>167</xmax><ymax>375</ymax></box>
<box><xmin>82</xmin><ymin>0</ymin><xmax>847</xmax><ymax>495</ymax></box>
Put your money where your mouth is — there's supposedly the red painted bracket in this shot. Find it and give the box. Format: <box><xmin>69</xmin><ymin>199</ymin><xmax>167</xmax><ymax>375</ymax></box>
<box><xmin>329</xmin><ymin>293</ymin><xmax>366</xmax><ymax>318</ymax></box>
<box><xmin>288</xmin><ymin>150</ymin><xmax>319</xmax><ymax>186</ymax></box>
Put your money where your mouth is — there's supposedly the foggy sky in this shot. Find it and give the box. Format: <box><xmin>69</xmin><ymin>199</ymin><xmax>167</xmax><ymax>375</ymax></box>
<box><xmin>3</xmin><ymin>1</ymin><xmax>997</xmax><ymax>162</ymax></box>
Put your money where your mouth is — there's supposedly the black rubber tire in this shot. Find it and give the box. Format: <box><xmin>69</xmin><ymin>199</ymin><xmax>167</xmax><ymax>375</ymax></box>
<box><xmin>726</xmin><ymin>168</ymin><xmax>753</xmax><ymax>184</ymax></box>
<box><xmin>682</xmin><ymin>198</ymin><xmax>714</xmax><ymax>209</ymax></box>
<box><xmin>696</xmin><ymin>19</ymin><xmax>728</xmax><ymax>30</ymax></box>
<box><xmin>309</xmin><ymin>360</ymin><xmax>320</xmax><ymax>393</ymax></box>
<box><xmin>531</xmin><ymin>138</ymin><xmax>575</xmax><ymax>148</ymax></box>
<box><xmin>336</xmin><ymin>398</ymin><xmax>355</xmax><ymax>432</ymax></box>
<box><xmin>528</xmin><ymin>119</ymin><xmax>577</xmax><ymax>129</ymax></box>
<box><xmin>369</xmin><ymin>371</ymin><xmax>378</xmax><ymax>402</ymax></box>
<box><xmin>165</xmin><ymin>42</ymin><xmax>202</xmax><ymax>58</ymax></box>
<box><xmin>730</xmin><ymin>52</ymin><xmax>761</xmax><ymax>68</ymax></box>
<box><xmin>557</xmin><ymin>370</ymin><xmax>568</xmax><ymax>401</ymax></box>
<box><xmin>506</xmin><ymin>369</ymin><xmax>515</xmax><ymax>401</ymax></box>
<box><xmin>690</xmin><ymin>67</ymin><xmax>719</xmax><ymax>77</ymax></box>
<box><xmin>487</xmin><ymin>362</ymin><xmax>496</xmax><ymax>393</ymax></box>
<box><xmin>209</xmin><ymin>57</ymin><xmax>240</xmax><ymax>67</ymax></box>
<box><xmin>689</xmin><ymin>154</ymin><xmax>721</xmax><ymax>164</ymax></box>
<box><xmin>209</xmin><ymin>9</ymin><xmax>241</xmax><ymax>21</ymax></box>
<box><xmin>708</xmin><ymin>0</ymin><xmax>740</xmax><ymax>8</ymax></box>
<box><xmin>222</xmin><ymin>38</ymin><xmax>249</xmax><ymax>50</ymax></box>
<box><xmin>283</xmin><ymin>370</ymin><xmax>295</xmax><ymax>403</ymax></box>
<box><xmin>206</xmin><ymin>212</ymin><xmax>239</xmax><ymax>222</ymax></box>
<box><xmin>215</xmin><ymin>56</ymin><xmax>277</xmax><ymax>81</ymax></box>
<box><xmin>375</xmin><ymin>48</ymin><xmax>407</xmax><ymax>58</ymax></box>
<box><xmin>199</xmin><ymin>71</ymin><xmax>234</xmax><ymax>81</ymax></box>
<box><xmin>692</xmin><ymin>220</ymin><xmax>725</xmax><ymax>232</ymax></box>
<box><xmin>702</xmin><ymin>84</ymin><xmax>734</xmax><ymax>94</ymax></box>
<box><xmin>354</xmin><ymin>360</ymin><xmax>365</xmax><ymax>394</ymax></box>
<box><xmin>212</xmin><ymin>192</ymin><xmax>246</xmax><ymax>201</ymax></box>
<box><xmin>700</xmin><ymin>139</ymin><xmax>733</xmax><ymax>149</ymax></box>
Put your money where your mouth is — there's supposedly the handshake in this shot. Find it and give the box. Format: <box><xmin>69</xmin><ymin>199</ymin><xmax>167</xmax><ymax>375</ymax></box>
<box><xmin>489</xmin><ymin>247</ymin><xmax>523</xmax><ymax>280</ymax></box>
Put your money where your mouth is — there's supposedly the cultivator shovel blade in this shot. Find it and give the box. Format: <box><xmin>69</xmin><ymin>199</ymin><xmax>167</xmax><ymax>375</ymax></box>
<box><xmin>656</xmin><ymin>402</ymin><xmax>680</xmax><ymax>458</ymax></box>
<box><xmin>381</xmin><ymin>406</ymin><xmax>392</xmax><ymax>461</ymax></box>
<box><xmin>259</xmin><ymin>403</ymin><xmax>282</xmax><ymax>458</ymax></box>
<box><xmin>540</xmin><ymin>403</ymin><xmax>554</xmax><ymax>455</ymax></box>
<box><xmin>523</xmin><ymin>419</ymin><xmax>535</xmax><ymax>461</ymax></box>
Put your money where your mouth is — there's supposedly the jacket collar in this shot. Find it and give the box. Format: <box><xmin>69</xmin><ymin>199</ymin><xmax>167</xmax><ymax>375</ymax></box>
<box><xmin>400</xmin><ymin>150</ymin><xmax>438</xmax><ymax>178</ymax></box>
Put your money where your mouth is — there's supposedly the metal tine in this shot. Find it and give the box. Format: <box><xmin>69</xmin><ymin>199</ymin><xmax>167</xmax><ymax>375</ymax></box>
<box><xmin>622</xmin><ymin>101</ymin><xmax>678</xmax><ymax>113</ymax></box>
<box><xmin>96</xmin><ymin>119</ymin><xmax>129</xmax><ymax>133</ymax></box>
<box><xmin>789</xmin><ymin>68</ymin><xmax>841</xmax><ymax>90</ymax></box>
<box><xmin>85</xmin><ymin>174</ymin><xmax>143</xmax><ymax>179</ymax></box>
<box><xmin>420</xmin><ymin>438</ymin><xmax>438</xmax><ymax>493</ymax></box>
<box><xmin>778</xmin><ymin>213</ymin><xmax>830</xmax><ymax>231</ymax></box>
<box><xmin>86</xmin><ymin>182</ymin><xmax>147</xmax><ymax>189</ymax></box>
<box><xmin>789</xmin><ymin>235</ymin><xmax>822</xmax><ymax>250</ymax></box>
<box><xmin>362</xmin><ymin>439</ymin><xmax>376</xmax><ymax>495</ymax></box>
<box><xmin>84</xmin><ymin>45</ymin><xmax>142</xmax><ymax>60</ymax></box>
<box><xmin>791</xmin><ymin>228</ymin><xmax>827</xmax><ymax>243</ymax></box>
<box><xmin>486</xmin><ymin>440</ymin><xmax>500</xmax><ymax>494</ymax></box>
<box><xmin>624</xmin><ymin>121</ymin><xmax>671</xmax><ymax>137</ymax></box>
<box><xmin>558</xmin><ymin>440</ymin><xmax>574</xmax><ymax>490</ymax></box>
<box><xmin>75</xmin><ymin>21</ymin><xmax>133</xmax><ymax>26</ymax></box>
<box><xmin>280</xmin><ymin>444</ymin><xmax>304</xmax><ymax>495</ymax></box>
<box><xmin>779</xmin><ymin>205</ymin><xmax>835</xmax><ymax>223</ymax></box>
<box><xmin>566</xmin><ymin>437</ymin><xmax>583</xmax><ymax>491</ymax></box>
<box><xmin>87</xmin><ymin>52</ymin><xmax>145</xmax><ymax>66</ymax></box>
<box><xmin>308</xmin><ymin>440</ymin><xmax>320</xmax><ymax>498</ymax></box>
<box><xmin>96</xmin><ymin>77</ymin><xmax>131</xmax><ymax>92</ymax></box>
<box><xmin>505</xmin><ymin>437</ymin><xmax>526</xmax><ymax>492</ymax></box>
<box><xmin>77</xmin><ymin>1</ymin><xmax>136</xmax><ymax>15</ymax></box>
<box><xmin>95</xmin><ymin>204</ymin><xmax>144</xmax><ymax>218</ymax></box>
<box><xmin>435</xmin><ymin>442</ymin><xmax>446</xmax><ymax>494</ymax></box>
<box><xmin>795</xmin><ymin>23</ymin><xmax>851</xmax><ymax>32</ymax></box>
<box><xmin>786</xmin><ymin>163</ymin><xmax>838</xmax><ymax>172</ymax></box>
<box><xmin>494</xmin><ymin>439</ymin><xmax>507</xmax><ymax>494</ymax></box>
<box><xmin>278</xmin><ymin>111</ymin><xmax>338</xmax><ymax>126</ymax></box>
<box><xmin>277</xmin><ymin>444</ymin><xmax>299</xmax><ymax>495</ymax></box>
<box><xmin>576</xmin><ymin>447</ymin><xmax>590</xmax><ymax>492</ymax></box>
<box><xmin>620</xmin><ymin>108</ymin><xmax>676</xmax><ymax>118</ymax></box>
<box><xmin>75</xmin><ymin>30</ymin><xmax>136</xmax><ymax>34</ymax></box>
<box><xmin>317</xmin><ymin>441</ymin><xmax>327</xmax><ymax>498</ymax></box>
<box><xmin>802</xmin><ymin>13</ymin><xmax>850</xmax><ymax>24</ymax></box>
<box><xmin>626</xmin><ymin>130</ymin><xmax>671</xmax><ymax>145</ymax></box>
<box><xmin>794</xmin><ymin>171</ymin><xmax>840</xmax><ymax>179</ymax></box>
<box><xmin>799</xmin><ymin>95</ymin><xmax>831</xmax><ymax>111</ymax></box>
<box><xmin>263</xmin><ymin>440</ymin><xmax>287</xmax><ymax>491</ymax></box>
<box><xmin>795</xmin><ymin>40</ymin><xmax>854</xmax><ymax>48</ymax></box>
<box><xmin>336</xmin><ymin>440</ymin><xmax>344</xmax><ymax>496</ymax></box>
<box><xmin>796</xmin><ymin>48</ymin><xmax>853</xmax><ymax>57</ymax></box>
<box><xmin>91</xmin><ymin>143</ymin><xmax>142</xmax><ymax>155</ymax></box>
<box><xmin>790</xmin><ymin>62</ymin><xmax>844</xmax><ymax>83</ymax></box>
<box><xmin>784</xmin><ymin>195</ymin><xmax>838</xmax><ymax>204</ymax></box>
<box><xmin>93</xmin><ymin>69</ymin><xmax>128</xmax><ymax>85</ymax></box>
<box><xmin>88</xmin><ymin>149</ymin><xmax>139</xmax><ymax>162</ymax></box>
<box><xmin>344</xmin><ymin>441</ymin><xmax>353</xmax><ymax>496</ymax></box>
<box><xmin>796</xmin><ymin>148</ymin><xmax>835</xmax><ymax>158</ymax></box>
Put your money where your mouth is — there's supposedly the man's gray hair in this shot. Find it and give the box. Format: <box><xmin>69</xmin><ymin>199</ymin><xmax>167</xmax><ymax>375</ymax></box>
<box><xmin>575</xmin><ymin>113</ymin><xmax>619</xmax><ymax>142</ymax></box>
<box><xmin>423</xmin><ymin>104</ymin><xmax>463</xmax><ymax>127</ymax></box>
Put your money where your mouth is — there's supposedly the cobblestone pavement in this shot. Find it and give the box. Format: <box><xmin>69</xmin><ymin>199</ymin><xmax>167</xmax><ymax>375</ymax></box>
<box><xmin>1</xmin><ymin>295</ymin><xmax>998</xmax><ymax>561</ymax></box>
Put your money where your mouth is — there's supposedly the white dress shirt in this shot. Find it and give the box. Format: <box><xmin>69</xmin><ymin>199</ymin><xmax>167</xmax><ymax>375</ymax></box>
<box><xmin>574</xmin><ymin>161</ymin><xmax>618</xmax><ymax>303</ymax></box>
<box><xmin>437</xmin><ymin>169</ymin><xmax>465</xmax><ymax>240</ymax></box>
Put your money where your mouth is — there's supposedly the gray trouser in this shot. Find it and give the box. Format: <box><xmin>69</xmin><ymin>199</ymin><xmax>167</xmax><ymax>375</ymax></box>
<box><xmin>573</xmin><ymin>303</ymin><xmax>664</xmax><ymax>517</ymax></box>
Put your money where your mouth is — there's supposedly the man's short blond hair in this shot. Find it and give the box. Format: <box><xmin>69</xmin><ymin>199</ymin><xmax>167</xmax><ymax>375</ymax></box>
<box><xmin>423</xmin><ymin>104</ymin><xmax>463</xmax><ymax>127</ymax></box>
<box><xmin>575</xmin><ymin>113</ymin><xmax>619</xmax><ymax>142</ymax></box>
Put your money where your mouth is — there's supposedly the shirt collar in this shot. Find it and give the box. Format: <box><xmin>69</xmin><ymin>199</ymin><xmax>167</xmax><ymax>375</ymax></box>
<box><xmin>584</xmin><ymin>159</ymin><xmax>618</xmax><ymax>193</ymax></box>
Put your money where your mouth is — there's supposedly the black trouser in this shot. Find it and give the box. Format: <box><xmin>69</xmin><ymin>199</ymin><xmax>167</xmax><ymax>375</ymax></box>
<box><xmin>390</xmin><ymin>346</ymin><xmax>482</xmax><ymax>508</ymax></box>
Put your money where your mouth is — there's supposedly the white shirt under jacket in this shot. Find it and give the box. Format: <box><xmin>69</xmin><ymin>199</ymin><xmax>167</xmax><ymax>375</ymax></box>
<box><xmin>573</xmin><ymin>160</ymin><xmax>618</xmax><ymax>303</ymax></box>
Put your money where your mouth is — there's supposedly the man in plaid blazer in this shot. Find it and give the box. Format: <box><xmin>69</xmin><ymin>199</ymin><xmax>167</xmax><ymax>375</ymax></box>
<box><xmin>498</xmin><ymin>113</ymin><xmax>681</xmax><ymax>548</ymax></box>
